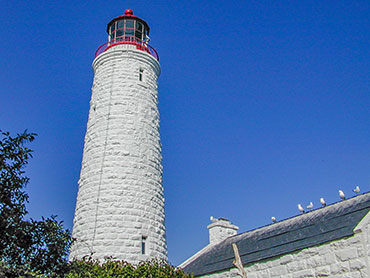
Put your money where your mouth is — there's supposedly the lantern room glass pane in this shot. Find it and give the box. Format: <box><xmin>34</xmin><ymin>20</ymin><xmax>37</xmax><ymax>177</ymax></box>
<box><xmin>136</xmin><ymin>22</ymin><xmax>143</xmax><ymax>32</ymax></box>
<box><xmin>135</xmin><ymin>31</ymin><xmax>142</xmax><ymax>40</ymax></box>
<box><xmin>117</xmin><ymin>20</ymin><xmax>124</xmax><ymax>29</ymax></box>
<box><xmin>126</xmin><ymin>19</ymin><xmax>134</xmax><ymax>28</ymax></box>
<box><xmin>125</xmin><ymin>29</ymin><xmax>134</xmax><ymax>36</ymax></box>
<box><xmin>116</xmin><ymin>29</ymin><xmax>123</xmax><ymax>38</ymax></box>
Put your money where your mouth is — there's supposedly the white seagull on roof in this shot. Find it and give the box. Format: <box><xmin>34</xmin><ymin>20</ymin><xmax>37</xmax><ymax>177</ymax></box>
<box><xmin>271</xmin><ymin>216</ymin><xmax>277</xmax><ymax>223</ymax></box>
<box><xmin>339</xmin><ymin>190</ymin><xmax>346</xmax><ymax>200</ymax></box>
<box><xmin>298</xmin><ymin>204</ymin><xmax>305</xmax><ymax>214</ymax></box>
<box><xmin>210</xmin><ymin>216</ymin><xmax>218</xmax><ymax>223</ymax></box>
<box><xmin>353</xmin><ymin>186</ymin><xmax>360</xmax><ymax>194</ymax></box>
<box><xmin>306</xmin><ymin>202</ymin><xmax>313</xmax><ymax>210</ymax></box>
<box><xmin>320</xmin><ymin>197</ymin><xmax>326</xmax><ymax>207</ymax></box>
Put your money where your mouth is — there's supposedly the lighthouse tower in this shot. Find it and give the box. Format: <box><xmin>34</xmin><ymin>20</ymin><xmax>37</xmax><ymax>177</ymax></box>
<box><xmin>70</xmin><ymin>9</ymin><xmax>167</xmax><ymax>263</ymax></box>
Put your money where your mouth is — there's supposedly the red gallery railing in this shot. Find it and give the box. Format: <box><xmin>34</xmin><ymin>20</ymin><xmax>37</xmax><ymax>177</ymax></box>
<box><xmin>95</xmin><ymin>37</ymin><xmax>159</xmax><ymax>61</ymax></box>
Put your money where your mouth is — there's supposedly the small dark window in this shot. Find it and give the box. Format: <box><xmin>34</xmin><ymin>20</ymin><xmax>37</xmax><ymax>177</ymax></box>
<box><xmin>141</xmin><ymin>236</ymin><xmax>147</xmax><ymax>255</ymax></box>
<box><xmin>139</xmin><ymin>69</ymin><xmax>143</xmax><ymax>81</ymax></box>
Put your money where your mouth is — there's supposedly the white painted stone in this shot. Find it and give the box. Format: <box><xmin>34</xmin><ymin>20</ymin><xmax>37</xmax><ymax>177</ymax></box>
<box><xmin>336</xmin><ymin>248</ymin><xmax>358</xmax><ymax>262</ymax></box>
<box><xmin>350</xmin><ymin>259</ymin><xmax>366</xmax><ymax>271</ymax></box>
<box><xmin>269</xmin><ymin>265</ymin><xmax>287</xmax><ymax>276</ymax></box>
<box><xmin>69</xmin><ymin>45</ymin><xmax>166</xmax><ymax>264</ymax></box>
<box><xmin>279</xmin><ymin>254</ymin><xmax>293</xmax><ymax>265</ymax></box>
<box><xmin>286</xmin><ymin>260</ymin><xmax>306</xmax><ymax>272</ymax></box>
<box><xmin>292</xmin><ymin>269</ymin><xmax>315</xmax><ymax>278</ymax></box>
<box><xmin>314</xmin><ymin>266</ymin><xmax>330</xmax><ymax>277</ymax></box>
<box><xmin>208</xmin><ymin>218</ymin><xmax>239</xmax><ymax>245</ymax></box>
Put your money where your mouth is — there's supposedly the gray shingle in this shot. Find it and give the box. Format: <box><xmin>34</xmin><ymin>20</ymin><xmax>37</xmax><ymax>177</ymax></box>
<box><xmin>183</xmin><ymin>192</ymin><xmax>370</xmax><ymax>276</ymax></box>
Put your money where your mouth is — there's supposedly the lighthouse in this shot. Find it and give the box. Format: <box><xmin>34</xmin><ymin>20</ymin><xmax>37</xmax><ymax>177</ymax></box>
<box><xmin>69</xmin><ymin>9</ymin><xmax>167</xmax><ymax>264</ymax></box>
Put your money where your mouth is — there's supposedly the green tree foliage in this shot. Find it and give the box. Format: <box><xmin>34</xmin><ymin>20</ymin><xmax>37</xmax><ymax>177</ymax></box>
<box><xmin>65</xmin><ymin>258</ymin><xmax>193</xmax><ymax>278</ymax></box>
<box><xmin>0</xmin><ymin>130</ymin><xmax>72</xmax><ymax>277</ymax></box>
<box><xmin>0</xmin><ymin>260</ymin><xmax>43</xmax><ymax>278</ymax></box>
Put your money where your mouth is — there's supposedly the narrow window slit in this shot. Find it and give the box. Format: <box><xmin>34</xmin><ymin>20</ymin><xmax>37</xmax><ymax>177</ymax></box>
<box><xmin>139</xmin><ymin>68</ymin><xmax>144</xmax><ymax>81</ymax></box>
<box><xmin>141</xmin><ymin>236</ymin><xmax>147</xmax><ymax>255</ymax></box>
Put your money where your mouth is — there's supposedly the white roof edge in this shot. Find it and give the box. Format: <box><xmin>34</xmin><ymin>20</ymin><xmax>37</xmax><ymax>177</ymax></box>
<box><xmin>354</xmin><ymin>210</ymin><xmax>370</xmax><ymax>233</ymax></box>
<box><xmin>178</xmin><ymin>243</ymin><xmax>215</xmax><ymax>269</ymax></box>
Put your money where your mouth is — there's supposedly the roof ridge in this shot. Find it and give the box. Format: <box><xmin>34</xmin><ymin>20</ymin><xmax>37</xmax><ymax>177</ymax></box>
<box><xmin>227</xmin><ymin>191</ymin><xmax>370</xmax><ymax>241</ymax></box>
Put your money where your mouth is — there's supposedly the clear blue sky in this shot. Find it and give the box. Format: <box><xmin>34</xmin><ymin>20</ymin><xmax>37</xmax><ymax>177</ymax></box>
<box><xmin>1</xmin><ymin>0</ymin><xmax>369</xmax><ymax>266</ymax></box>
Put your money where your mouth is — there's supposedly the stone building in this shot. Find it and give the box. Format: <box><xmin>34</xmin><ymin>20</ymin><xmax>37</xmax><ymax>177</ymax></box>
<box><xmin>69</xmin><ymin>9</ymin><xmax>167</xmax><ymax>264</ymax></box>
<box><xmin>181</xmin><ymin>192</ymin><xmax>370</xmax><ymax>277</ymax></box>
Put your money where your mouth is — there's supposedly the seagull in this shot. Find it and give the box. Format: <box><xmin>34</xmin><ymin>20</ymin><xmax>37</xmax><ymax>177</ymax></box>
<box><xmin>298</xmin><ymin>204</ymin><xmax>305</xmax><ymax>214</ymax></box>
<box><xmin>353</xmin><ymin>186</ymin><xmax>360</xmax><ymax>194</ymax></box>
<box><xmin>339</xmin><ymin>190</ymin><xmax>346</xmax><ymax>200</ymax></box>
<box><xmin>271</xmin><ymin>216</ymin><xmax>277</xmax><ymax>223</ymax></box>
<box><xmin>320</xmin><ymin>198</ymin><xmax>326</xmax><ymax>207</ymax></box>
<box><xmin>210</xmin><ymin>216</ymin><xmax>218</xmax><ymax>223</ymax></box>
<box><xmin>306</xmin><ymin>202</ymin><xmax>313</xmax><ymax>210</ymax></box>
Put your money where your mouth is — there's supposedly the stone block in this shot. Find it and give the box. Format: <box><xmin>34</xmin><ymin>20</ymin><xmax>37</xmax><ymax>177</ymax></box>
<box><xmin>287</xmin><ymin>260</ymin><xmax>306</xmax><ymax>272</ymax></box>
<box><xmin>292</xmin><ymin>269</ymin><xmax>314</xmax><ymax>278</ymax></box>
<box><xmin>330</xmin><ymin>262</ymin><xmax>350</xmax><ymax>274</ymax></box>
<box><xmin>315</xmin><ymin>266</ymin><xmax>330</xmax><ymax>277</ymax></box>
<box><xmin>335</xmin><ymin>248</ymin><xmax>358</xmax><ymax>262</ymax></box>
<box><xmin>269</xmin><ymin>265</ymin><xmax>287</xmax><ymax>276</ymax></box>
<box><xmin>349</xmin><ymin>259</ymin><xmax>366</xmax><ymax>271</ymax></box>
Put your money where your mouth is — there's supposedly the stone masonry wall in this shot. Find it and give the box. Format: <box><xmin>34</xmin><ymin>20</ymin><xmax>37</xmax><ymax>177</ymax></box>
<box><xmin>69</xmin><ymin>45</ymin><xmax>167</xmax><ymax>264</ymax></box>
<box><xmin>201</xmin><ymin>226</ymin><xmax>370</xmax><ymax>278</ymax></box>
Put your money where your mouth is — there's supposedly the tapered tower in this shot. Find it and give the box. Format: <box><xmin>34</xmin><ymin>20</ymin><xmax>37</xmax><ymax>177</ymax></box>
<box><xmin>70</xmin><ymin>9</ymin><xmax>166</xmax><ymax>263</ymax></box>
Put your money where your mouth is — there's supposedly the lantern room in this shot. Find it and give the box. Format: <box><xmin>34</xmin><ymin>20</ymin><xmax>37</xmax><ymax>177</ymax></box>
<box><xmin>107</xmin><ymin>9</ymin><xmax>150</xmax><ymax>44</ymax></box>
<box><xmin>95</xmin><ymin>9</ymin><xmax>158</xmax><ymax>60</ymax></box>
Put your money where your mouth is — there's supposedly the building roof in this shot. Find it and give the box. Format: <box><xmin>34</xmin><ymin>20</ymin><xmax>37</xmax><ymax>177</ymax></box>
<box><xmin>182</xmin><ymin>192</ymin><xmax>370</xmax><ymax>276</ymax></box>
